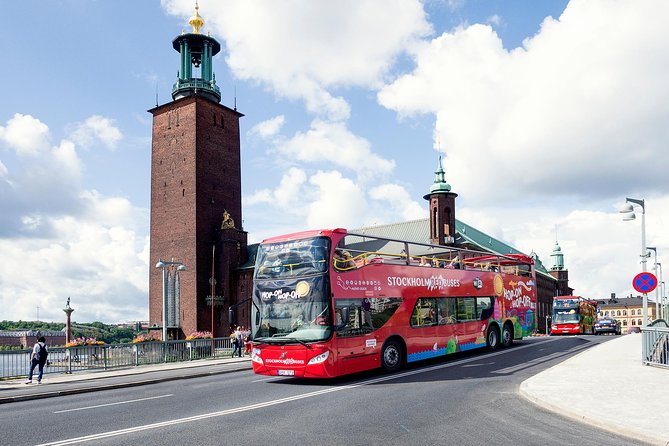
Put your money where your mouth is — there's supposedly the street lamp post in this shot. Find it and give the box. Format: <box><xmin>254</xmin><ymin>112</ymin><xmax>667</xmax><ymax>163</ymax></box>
<box><xmin>155</xmin><ymin>259</ymin><xmax>186</xmax><ymax>360</ymax></box>
<box><xmin>647</xmin><ymin>247</ymin><xmax>660</xmax><ymax>322</ymax></box>
<box><xmin>662</xmin><ymin>281</ymin><xmax>667</xmax><ymax>321</ymax></box>
<box><xmin>655</xmin><ymin>261</ymin><xmax>662</xmax><ymax>320</ymax></box>
<box><xmin>620</xmin><ymin>197</ymin><xmax>649</xmax><ymax>327</ymax></box>
<box><xmin>545</xmin><ymin>316</ymin><xmax>551</xmax><ymax>335</ymax></box>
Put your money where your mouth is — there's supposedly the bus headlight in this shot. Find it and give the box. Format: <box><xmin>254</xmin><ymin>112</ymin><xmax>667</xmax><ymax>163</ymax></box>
<box><xmin>251</xmin><ymin>348</ymin><xmax>263</xmax><ymax>364</ymax></box>
<box><xmin>307</xmin><ymin>351</ymin><xmax>329</xmax><ymax>365</ymax></box>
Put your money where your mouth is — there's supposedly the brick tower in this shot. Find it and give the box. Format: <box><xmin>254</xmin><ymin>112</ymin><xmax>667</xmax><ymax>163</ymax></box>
<box><xmin>423</xmin><ymin>156</ymin><xmax>458</xmax><ymax>246</ymax></box>
<box><xmin>148</xmin><ymin>3</ymin><xmax>247</xmax><ymax>340</ymax></box>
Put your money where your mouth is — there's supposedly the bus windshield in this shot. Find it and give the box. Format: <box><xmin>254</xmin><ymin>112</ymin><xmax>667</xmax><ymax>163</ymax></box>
<box><xmin>255</xmin><ymin>237</ymin><xmax>330</xmax><ymax>279</ymax></box>
<box><xmin>253</xmin><ymin>237</ymin><xmax>332</xmax><ymax>344</ymax></box>
<box><xmin>553</xmin><ymin>310</ymin><xmax>580</xmax><ymax>324</ymax></box>
<box><xmin>253</xmin><ymin>275</ymin><xmax>332</xmax><ymax>343</ymax></box>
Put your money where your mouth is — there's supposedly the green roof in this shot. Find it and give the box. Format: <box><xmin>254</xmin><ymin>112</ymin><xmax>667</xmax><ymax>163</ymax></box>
<box><xmin>354</xmin><ymin>218</ymin><xmax>553</xmax><ymax>278</ymax></box>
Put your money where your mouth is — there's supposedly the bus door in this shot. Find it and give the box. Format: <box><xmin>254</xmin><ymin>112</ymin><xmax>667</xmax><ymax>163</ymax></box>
<box><xmin>456</xmin><ymin>297</ymin><xmax>486</xmax><ymax>348</ymax></box>
<box><xmin>436</xmin><ymin>298</ymin><xmax>458</xmax><ymax>352</ymax></box>
<box><xmin>334</xmin><ymin>299</ymin><xmax>379</xmax><ymax>374</ymax></box>
<box><xmin>409</xmin><ymin>298</ymin><xmax>440</xmax><ymax>358</ymax></box>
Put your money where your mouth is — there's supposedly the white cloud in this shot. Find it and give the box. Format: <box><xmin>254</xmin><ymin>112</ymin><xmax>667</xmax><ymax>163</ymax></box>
<box><xmin>245</xmin><ymin>167</ymin><xmax>307</xmax><ymax>209</ymax></box>
<box><xmin>306</xmin><ymin>171</ymin><xmax>367</xmax><ymax>228</ymax></box>
<box><xmin>162</xmin><ymin>0</ymin><xmax>432</xmax><ymax>120</ymax></box>
<box><xmin>248</xmin><ymin>115</ymin><xmax>285</xmax><ymax>139</ymax></box>
<box><xmin>277</xmin><ymin>119</ymin><xmax>395</xmax><ymax>181</ymax></box>
<box><xmin>70</xmin><ymin>115</ymin><xmax>123</xmax><ymax>150</ymax></box>
<box><xmin>0</xmin><ymin>114</ymin><xmax>148</xmax><ymax>323</ymax></box>
<box><xmin>0</xmin><ymin>113</ymin><xmax>50</xmax><ymax>156</ymax></box>
<box><xmin>52</xmin><ymin>139</ymin><xmax>84</xmax><ymax>180</ymax></box>
<box><xmin>378</xmin><ymin>0</ymin><xmax>669</xmax><ymax>205</ymax></box>
<box><xmin>369</xmin><ymin>184</ymin><xmax>425</xmax><ymax>221</ymax></box>
<box><xmin>487</xmin><ymin>15</ymin><xmax>502</xmax><ymax>27</ymax></box>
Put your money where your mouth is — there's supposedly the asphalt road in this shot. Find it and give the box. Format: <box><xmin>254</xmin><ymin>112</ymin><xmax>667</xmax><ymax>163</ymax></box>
<box><xmin>1</xmin><ymin>336</ymin><xmax>648</xmax><ymax>446</ymax></box>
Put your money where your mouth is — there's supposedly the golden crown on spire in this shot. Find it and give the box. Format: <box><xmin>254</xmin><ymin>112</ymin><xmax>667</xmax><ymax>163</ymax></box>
<box><xmin>188</xmin><ymin>1</ymin><xmax>205</xmax><ymax>34</ymax></box>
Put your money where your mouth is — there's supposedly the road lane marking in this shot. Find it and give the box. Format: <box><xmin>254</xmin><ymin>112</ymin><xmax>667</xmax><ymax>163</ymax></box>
<box><xmin>52</xmin><ymin>395</ymin><xmax>173</xmax><ymax>414</ymax></box>
<box><xmin>251</xmin><ymin>377</ymin><xmax>279</xmax><ymax>383</ymax></box>
<box><xmin>36</xmin><ymin>338</ymin><xmax>560</xmax><ymax>446</ymax></box>
<box><xmin>492</xmin><ymin>343</ymin><xmax>591</xmax><ymax>374</ymax></box>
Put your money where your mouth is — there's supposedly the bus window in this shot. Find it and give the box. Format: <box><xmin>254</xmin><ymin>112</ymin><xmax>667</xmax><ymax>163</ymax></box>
<box><xmin>335</xmin><ymin>298</ymin><xmax>402</xmax><ymax>337</ymax></box>
<box><xmin>456</xmin><ymin>297</ymin><xmax>477</xmax><ymax>322</ymax></box>
<box><xmin>476</xmin><ymin>297</ymin><xmax>494</xmax><ymax>320</ymax></box>
<box><xmin>437</xmin><ymin>298</ymin><xmax>457</xmax><ymax>325</ymax></box>
<box><xmin>411</xmin><ymin>298</ymin><xmax>437</xmax><ymax>327</ymax></box>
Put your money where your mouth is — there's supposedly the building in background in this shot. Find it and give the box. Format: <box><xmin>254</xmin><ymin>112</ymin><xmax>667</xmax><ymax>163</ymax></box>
<box><xmin>597</xmin><ymin>296</ymin><xmax>657</xmax><ymax>334</ymax></box>
<box><xmin>0</xmin><ymin>331</ymin><xmax>66</xmax><ymax>348</ymax></box>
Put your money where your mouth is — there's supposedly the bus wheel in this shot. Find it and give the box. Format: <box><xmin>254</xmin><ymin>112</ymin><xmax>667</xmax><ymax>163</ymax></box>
<box><xmin>502</xmin><ymin>323</ymin><xmax>513</xmax><ymax>348</ymax></box>
<box><xmin>486</xmin><ymin>326</ymin><xmax>500</xmax><ymax>351</ymax></box>
<box><xmin>381</xmin><ymin>340</ymin><xmax>403</xmax><ymax>372</ymax></box>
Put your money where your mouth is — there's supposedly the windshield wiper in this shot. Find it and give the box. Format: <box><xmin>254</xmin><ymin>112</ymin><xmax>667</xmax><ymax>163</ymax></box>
<box><xmin>292</xmin><ymin>338</ymin><xmax>312</xmax><ymax>349</ymax></box>
<box><xmin>259</xmin><ymin>335</ymin><xmax>312</xmax><ymax>348</ymax></box>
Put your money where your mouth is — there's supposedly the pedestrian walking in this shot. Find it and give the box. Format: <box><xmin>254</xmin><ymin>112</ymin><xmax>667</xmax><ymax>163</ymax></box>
<box><xmin>26</xmin><ymin>336</ymin><xmax>48</xmax><ymax>384</ymax></box>
<box><xmin>234</xmin><ymin>326</ymin><xmax>244</xmax><ymax>357</ymax></box>
<box><xmin>231</xmin><ymin>326</ymin><xmax>242</xmax><ymax>357</ymax></box>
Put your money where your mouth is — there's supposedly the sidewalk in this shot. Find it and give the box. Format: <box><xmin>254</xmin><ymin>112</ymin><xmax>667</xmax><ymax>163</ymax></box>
<box><xmin>0</xmin><ymin>355</ymin><xmax>252</xmax><ymax>404</ymax></box>
<box><xmin>520</xmin><ymin>333</ymin><xmax>669</xmax><ymax>446</ymax></box>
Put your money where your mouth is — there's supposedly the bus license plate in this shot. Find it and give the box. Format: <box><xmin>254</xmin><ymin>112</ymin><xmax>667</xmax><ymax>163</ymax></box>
<box><xmin>278</xmin><ymin>370</ymin><xmax>294</xmax><ymax>376</ymax></box>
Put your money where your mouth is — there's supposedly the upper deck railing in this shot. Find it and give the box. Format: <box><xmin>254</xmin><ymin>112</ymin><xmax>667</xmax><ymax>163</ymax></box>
<box><xmin>335</xmin><ymin>232</ymin><xmax>533</xmax><ymax>277</ymax></box>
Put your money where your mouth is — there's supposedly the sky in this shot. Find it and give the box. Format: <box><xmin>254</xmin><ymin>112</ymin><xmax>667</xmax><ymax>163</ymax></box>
<box><xmin>1</xmin><ymin>0</ymin><xmax>668</xmax><ymax>324</ymax></box>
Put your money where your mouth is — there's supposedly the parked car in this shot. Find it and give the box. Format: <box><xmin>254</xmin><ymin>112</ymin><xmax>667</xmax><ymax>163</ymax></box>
<box><xmin>627</xmin><ymin>326</ymin><xmax>641</xmax><ymax>334</ymax></box>
<box><xmin>594</xmin><ymin>318</ymin><xmax>621</xmax><ymax>335</ymax></box>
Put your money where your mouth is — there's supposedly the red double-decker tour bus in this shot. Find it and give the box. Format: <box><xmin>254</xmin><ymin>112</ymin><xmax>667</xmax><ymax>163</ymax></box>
<box><xmin>550</xmin><ymin>296</ymin><xmax>597</xmax><ymax>335</ymax></box>
<box><xmin>249</xmin><ymin>228</ymin><xmax>537</xmax><ymax>378</ymax></box>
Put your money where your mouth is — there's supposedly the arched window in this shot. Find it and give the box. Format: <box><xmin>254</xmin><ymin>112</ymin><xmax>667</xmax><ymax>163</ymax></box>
<box><xmin>623</xmin><ymin>310</ymin><xmax>627</xmax><ymax>316</ymax></box>
<box><xmin>604</xmin><ymin>311</ymin><xmax>609</xmax><ymax>316</ymax></box>
<box><xmin>622</xmin><ymin>320</ymin><xmax>627</xmax><ymax>326</ymax></box>
<box><xmin>617</xmin><ymin>310</ymin><xmax>621</xmax><ymax>316</ymax></box>
<box><xmin>638</xmin><ymin>319</ymin><xmax>642</xmax><ymax>325</ymax></box>
<box><xmin>637</xmin><ymin>309</ymin><xmax>642</xmax><ymax>315</ymax></box>
<box><xmin>632</xmin><ymin>320</ymin><xmax>636</xmax><ymax>326</ymax></box>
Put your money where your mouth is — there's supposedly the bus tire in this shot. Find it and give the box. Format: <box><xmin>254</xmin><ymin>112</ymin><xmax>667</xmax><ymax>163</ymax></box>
<box><xmin>381</xmin><ymin>339</ymin><xmax>403</xmax><ymax>372</ymax></box>
<box><xmin>502</xmin><ymin>323</ymin><xmax>513</xmax><ymax>348</ymax></box>
<box><xmin>486</xmin><ymin>326</ymin><xmax>500</xmax><ymax>351</ymax></box>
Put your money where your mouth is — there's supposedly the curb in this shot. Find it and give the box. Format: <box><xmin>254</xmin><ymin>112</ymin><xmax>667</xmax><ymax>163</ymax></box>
<box><xmin>0</xmin><ymin>362</ymin><xmax>253</xmax><ymax>405</ymax></box>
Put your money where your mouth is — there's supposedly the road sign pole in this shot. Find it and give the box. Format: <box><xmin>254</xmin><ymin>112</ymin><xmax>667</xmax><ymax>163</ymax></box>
<box><xmin>633</xmin><ymin>272</ymin><xmax>658</xmax><ymax>326</ymax></box>
<box><xmin>641</xmin><ymin>208</ymin><xmax>647</xmax><ymax>327</ymax></box>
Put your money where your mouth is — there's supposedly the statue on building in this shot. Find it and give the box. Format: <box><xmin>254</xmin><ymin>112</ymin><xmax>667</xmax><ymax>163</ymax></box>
<box><xmin>221</xmin><ymin>210</ymin><xmax>235</xmax><ymax>229</ymax></box>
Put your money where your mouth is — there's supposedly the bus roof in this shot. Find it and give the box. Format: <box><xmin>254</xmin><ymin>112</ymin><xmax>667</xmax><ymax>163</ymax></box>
<box><xmin>260</xmin><ymin>228</ymin><xmax>347</xmax><ymax>245</ymax></box>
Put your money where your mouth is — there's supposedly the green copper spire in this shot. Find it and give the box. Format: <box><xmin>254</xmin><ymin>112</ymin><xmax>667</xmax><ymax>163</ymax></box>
<box><xmin>550</xmin><ymin>240</ymin><xmax>565</xmax><ymax>271</ymax></box>
<box><xmin>429</xmin><ymin>156</ymin><xmax>451</xmax><ymax>194</ymax></box>
<box><xmin>171</xmin><ymin>2</ymin><xmax>221</xmax><ymax>103</ymax></box>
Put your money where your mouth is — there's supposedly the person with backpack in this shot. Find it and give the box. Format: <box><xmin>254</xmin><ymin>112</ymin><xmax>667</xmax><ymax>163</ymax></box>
<box><xmin>26</xmin><ymin>336</ymin><xmax>48</xmax><ymax>384</ymax></box>
<box><xmin>233</xmin><ymin>326</ymin><xmax>244</xmax><ymax>358</ymax></box>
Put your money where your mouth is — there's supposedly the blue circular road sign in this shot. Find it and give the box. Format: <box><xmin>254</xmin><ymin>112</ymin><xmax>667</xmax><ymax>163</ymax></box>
<box><xmin>632</xmin><ymin>272</ymin><xmax>658</xmax><ymax>293</ymax></box>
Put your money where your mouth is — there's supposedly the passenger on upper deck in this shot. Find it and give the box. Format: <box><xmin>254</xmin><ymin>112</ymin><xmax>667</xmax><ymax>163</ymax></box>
<box><xmin>333</xmin><ymin>249</ymin><xmax>356</xmax><ymax>270</ymax></box>
<box><xmin>450</xmin><ymin>255</ymin><xmax>461</xmax><ymax>269</ymax></box>
<box><xmin>419</xmin><ymin>256</ymin><xmax>432</xmax><ymax>267</ymax></box>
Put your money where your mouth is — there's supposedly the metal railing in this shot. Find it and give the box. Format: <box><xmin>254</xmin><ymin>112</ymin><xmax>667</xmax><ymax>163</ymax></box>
<box><xmin>642</xmin><ymin>320</ymin><xmax>669</xmax><ymax>369</ymax></box>
<box><xmin>0</xmin><ymin>337</ymin><xmax>236</xmax><ymax>380</ymax></box>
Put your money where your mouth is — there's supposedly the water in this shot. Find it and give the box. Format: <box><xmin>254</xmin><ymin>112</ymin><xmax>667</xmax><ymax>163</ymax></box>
<box><xmin>0</xmin><ymin>351</ymin><xmax>31</xmax><ymax>378</ymax></box>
